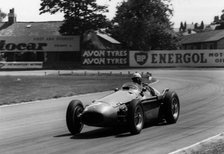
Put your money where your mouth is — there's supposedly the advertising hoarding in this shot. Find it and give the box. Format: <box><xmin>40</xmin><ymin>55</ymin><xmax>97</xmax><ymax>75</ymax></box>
<box><xmin>130</xmin><ymin>50</ymin><xmax>224</xmax><ymax>67</ymax></box>
<box><xmin>0</xmin><ymin>62</ymin><xmax>43</xmax><ymax>69</ymax></box>
<box><xmin>0</xmin><ymin>36</ymin><xmax>80</xmax><ymax>52</ymax></box>
<box><xmin>82</xmin><ymin>50</ymin><xmax>129</xmax><ymax>66</ymax></box>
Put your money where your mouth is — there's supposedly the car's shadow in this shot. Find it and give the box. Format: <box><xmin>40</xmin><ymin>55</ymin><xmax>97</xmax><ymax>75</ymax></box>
<box><xmin>55</xmin><ymin>121</ymin><xmax>169</xmax><ymax>139</ymax></box>
<box><xmin>72</xmin><ymin>127</ymin><xmax>132</xmax><ymax>139</ymax></box>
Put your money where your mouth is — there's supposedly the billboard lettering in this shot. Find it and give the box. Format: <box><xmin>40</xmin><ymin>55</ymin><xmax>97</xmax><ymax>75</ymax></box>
<box><xmin>0</xmin><ymin>62</ymin><xmax>43</xmax><ymax>69</ymax></box>
<box><xmin>82</xmin><ymin>50</ymin><xmax>129</xmax><ymax>66</ymax></box>
<box><xmin>0</xmin><ymin>36</ymin><xmax>80</xmax><ymax>52</ymax></box>
<box><xmin>0</xmin><ymin>40</ymin><xmax>47</xmax><ymax>51</ymax></box>
<box><xmin>130</xmin><ymin>50</ymin><xmax>224</xmax><ymax>67</ymax></box>
<box><xmin>151</xmin><ymin>53</ymin><xmax>208</xmax><ymax>64</ymax></box>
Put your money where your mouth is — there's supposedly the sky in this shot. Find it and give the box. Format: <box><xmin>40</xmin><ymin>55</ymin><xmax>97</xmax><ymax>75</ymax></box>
<box><xmin>0</xmin><ymin>0</ymin><xmax>224</xmax><ymax>28</ymax></box>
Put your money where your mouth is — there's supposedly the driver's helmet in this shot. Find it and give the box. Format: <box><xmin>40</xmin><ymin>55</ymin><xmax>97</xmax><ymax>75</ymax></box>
<box><xmin>132</xmin><ymin>72</ymin><xmax>142</xmax><ymax>85</ymax></box>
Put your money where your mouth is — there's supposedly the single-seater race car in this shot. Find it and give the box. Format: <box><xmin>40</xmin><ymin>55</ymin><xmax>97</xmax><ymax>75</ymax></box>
<box><xmin>66</xmin><ymin>81</ymin><xmax>180</xmax><ymax>135</ymax></box>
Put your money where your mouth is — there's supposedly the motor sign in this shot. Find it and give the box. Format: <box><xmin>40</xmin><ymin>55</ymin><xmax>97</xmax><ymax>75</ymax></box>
<box><xmin>130</xmin><ymin>50</ymin><xmax>224</xmax><ymax>67</ymax></box>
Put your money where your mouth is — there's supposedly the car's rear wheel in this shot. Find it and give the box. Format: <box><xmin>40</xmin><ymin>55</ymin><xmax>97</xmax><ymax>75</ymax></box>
<box><xmin>128</xmin><ymin>101</ymin><xmax>144</xmax><ymax>134</ymax></box>
<box><xmin>66</xmin><ymin>100</ymin><xmax>84</xmax><ymax>135</ymax></box>
<box><xmin>164</xmin><ymin>91</ymin><xmax>180</xmax><ymax>124</ymax></box>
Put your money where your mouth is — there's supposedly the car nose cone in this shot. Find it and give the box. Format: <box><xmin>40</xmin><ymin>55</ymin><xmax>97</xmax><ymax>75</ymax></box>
<box><xmin>81</xmin><ymin>102</ymin><xmax>117</xmax><ymax>127</ymax></box>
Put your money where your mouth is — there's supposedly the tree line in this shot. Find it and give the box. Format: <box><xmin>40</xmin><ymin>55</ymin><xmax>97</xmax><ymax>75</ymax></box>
<box><xmin>213</xmin><ymin>10</ymin><xmax>224</xmax><ymax>30</ymax></box>
<box><xmin>179</xmin><ymin>9</ymin><xmax>224</xmax><ymax>33</ymax></box>
<box><xmin>39</xmin><ymin>0</ymin><xmax>177</xmax><ymax>50</ymax></box>
<box><xmin>179</xmin><ymin>21</ymin><xmax>204</xmax><ymax>33</ymax></box>
<box><xmin>0</xmin><ymin>9</ymin><xmax>6</xmax><ymax>22</ymax></box>
<box><xmin>1</xmin><ymin>0</ymin><xmax>224</xmax><ymax>50</ymax></box>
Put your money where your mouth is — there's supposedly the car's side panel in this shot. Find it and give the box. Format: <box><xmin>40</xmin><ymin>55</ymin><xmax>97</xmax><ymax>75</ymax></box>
<box><xmin>141</xmin><ymin>97</ymin><xmax>160</xmax><ymax>122</ymax></box>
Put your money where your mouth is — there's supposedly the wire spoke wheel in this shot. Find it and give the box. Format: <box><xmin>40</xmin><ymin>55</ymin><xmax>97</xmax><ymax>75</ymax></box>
<box><xmin>128</xmin><ymin>101</ymin><xmax>144</xmax><ymax>135</ymax></box>
<box><xmin>134</xmin><ymin>106</ymin><xmax>144</xmax><ymax>131</ymax></box>
<box><xmin>74</xmin><ymin>106</ymin><xmax>84</xmax><ymax>127</ymax></box>
<box><xmin>75</xmin><ymin>106</ymin><xmax>83</xmax><ymax>119</ymax></box>
<box><xmin>172</xmin><ymin>97</ymin><xmax>179</xmax><ymax>119</ymax></box>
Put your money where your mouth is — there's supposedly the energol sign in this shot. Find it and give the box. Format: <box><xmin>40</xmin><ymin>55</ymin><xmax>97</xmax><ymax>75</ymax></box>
<box><xmin>130</xmin><ymin>50</ymin><xmax>224</xmax><ymax>67</ymax></box>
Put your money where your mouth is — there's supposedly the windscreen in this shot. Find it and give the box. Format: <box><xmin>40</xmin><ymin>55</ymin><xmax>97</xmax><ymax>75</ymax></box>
<box><xmin>121</xmin><ymin>82</ymin><xmax>140</xmax><ymax>91</ymax></box>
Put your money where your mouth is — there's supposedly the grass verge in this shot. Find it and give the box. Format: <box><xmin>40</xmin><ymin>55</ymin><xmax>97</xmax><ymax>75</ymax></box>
<box><xmin>0</xmin><ymin>75</ymin><xmax>131</xmax><ymax>105</ymax></box>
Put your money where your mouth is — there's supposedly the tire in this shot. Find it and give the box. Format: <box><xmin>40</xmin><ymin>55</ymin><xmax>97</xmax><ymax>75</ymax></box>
<box><xmin>128</xmin><ymin>101</ymin><xmax>144</xmax><ymax>135</ymax></box>
<box><xmin>66</xmin><ymin>100</ymin><xmax>84</xmax><ymax>135</ymax></box>
<box><xmin>164</xmin><ymin>91</ymin><xmax>180</xmax><ymax>124</ymax></box>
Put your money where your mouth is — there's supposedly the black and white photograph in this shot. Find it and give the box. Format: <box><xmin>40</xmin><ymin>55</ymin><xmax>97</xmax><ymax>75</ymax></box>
<box><xmin>0</xmin><ymin>0</ymin><xmax>224</xmax><ymax>154</ymax></box>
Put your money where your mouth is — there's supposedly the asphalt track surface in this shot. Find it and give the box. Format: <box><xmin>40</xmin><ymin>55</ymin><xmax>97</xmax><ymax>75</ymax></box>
<box><xmin>1</xmin><ymin>69</ymin><xmax>224</xmax><ymax>154</ymax></box>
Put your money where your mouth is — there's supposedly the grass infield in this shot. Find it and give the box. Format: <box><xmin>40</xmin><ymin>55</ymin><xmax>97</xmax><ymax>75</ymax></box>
<box><xmin>0</xmin><ymin>74</ymin><xmax>131</xmax><ymax>105</ymax></box>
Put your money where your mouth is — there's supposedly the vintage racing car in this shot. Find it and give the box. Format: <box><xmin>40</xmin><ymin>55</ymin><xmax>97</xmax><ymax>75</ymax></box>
<box><xmin>66</xmin><ymin>81</ymin><xmax>180</xmax><ymax>135</ymax></box>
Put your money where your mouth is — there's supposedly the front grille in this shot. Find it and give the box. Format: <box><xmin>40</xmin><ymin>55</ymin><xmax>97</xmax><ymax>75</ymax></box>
<box><xmin>81</xmin><ymin>112</ymin><xmax>104</xmax><ymax>125</ymax></box>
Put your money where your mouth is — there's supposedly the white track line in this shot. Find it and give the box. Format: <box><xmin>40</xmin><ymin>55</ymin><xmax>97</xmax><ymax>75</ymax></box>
<box><xmin>169</xmin><ymin>133</ymin><xmax>223</xmax><ymax>154</ymax></box>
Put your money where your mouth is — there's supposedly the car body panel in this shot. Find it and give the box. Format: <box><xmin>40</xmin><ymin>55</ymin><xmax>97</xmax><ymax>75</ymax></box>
<box><xmin>82</xmin><ymin>102</ymin><xmax>118</xmax><ymax>126</ymax></box>
<box><xmin>97</xmin><ymin>90</ymin><xmax>139</xmax><ymax>107</ymax></box>
<box><xmin>141</xmin><ymin>97</ymin><xmax>160</xmax><ymax>122</ymax></box>
<box><xmin>80</xmin><ymin>82</ymin><xmax>164</xmax><ymax>127</ymax></box>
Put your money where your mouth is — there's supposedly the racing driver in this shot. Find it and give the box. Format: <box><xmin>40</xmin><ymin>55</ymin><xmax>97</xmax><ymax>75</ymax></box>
<box><xmin>132</xmin><ymin>72</ymin><xmax>156</xmax><ymax>96</ymax></box>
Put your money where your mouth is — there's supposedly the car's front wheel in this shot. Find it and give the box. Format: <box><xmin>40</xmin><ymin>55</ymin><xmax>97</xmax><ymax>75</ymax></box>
<box><xmin>128</xmin><ymin>101</ymin><xmax>144</xmax><ymax>135</ymax></box>
<box><xmin>66</xmin><ymin>100</ymin><xmax>84</xmax><ymax>135</ymax></box>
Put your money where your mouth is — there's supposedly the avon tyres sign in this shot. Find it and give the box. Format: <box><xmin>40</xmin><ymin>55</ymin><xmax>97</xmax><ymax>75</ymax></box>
<box><xmin>130</xmin><ymin>50</ymin><xmax>224</xmax><ymax>67</ymax></box>
<box><xmin>0</xmin><ymin>36</ymin><xmax>80</xmax><ymax>52</ymax></box>
<box><xmin>82</xmin><ymin>50</ymin><xmax>129</xmax><ymax>66</ymax></box>
<box><xmin>0</xmin><ymin>62</ymin><xmax>43</xmax><ymax>69</ymax></box>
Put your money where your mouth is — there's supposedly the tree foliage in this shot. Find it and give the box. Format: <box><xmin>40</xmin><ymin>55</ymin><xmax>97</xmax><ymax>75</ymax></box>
<box><xmin>193</xmin><ymin>21</ymin><xmax>205</xmax><ymax>32</ymax></box>
<box><xmin>109</xmin><ymin>0</ymin><xmax>176</xmax><ymax>50</ymax></box>
<box><xmin>213</xmin><ymin>10</ymin><xmax>224</xmax><ymax>30</ymax></box>
<box><xmin>0</xmin><ymin>9</ymin><xmax>6</xmax><ymax>22</ymax></box>
<box><xmin>200</xmin><ymin>21</ymin><xmax>204</xmax><ymax>29</ymax></box>
<box><xmin>39</xmin><ymin>0</ymin><xmax>109</xmax><ymax>35</ymax></box>
<box><xmin>179</xmin><ymin>21</ymin><xmax>187</xmax><ymax>32</ymax></box>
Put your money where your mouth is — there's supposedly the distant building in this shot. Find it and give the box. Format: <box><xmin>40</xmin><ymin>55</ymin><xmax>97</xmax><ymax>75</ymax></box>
<box><xmin>179</xmin><ymin>22</ymin><xmax>196</xmax><ymax>35</ymax></box>
<box><xmin>83</xmin><ymin>30</ymin><xmax>122</xmax><ymax>50</ymax></box>
<box><xmin>178</xmin><ymin>21</ymin><xmax>217</xmax><ymax>36</ymax></box>
<box><xmin>0</xmin><ymin>8</ymin><xmax>121</xmax><ymax>69</ymax></box>
<box><xmin>180</xmin><ymin>29</ymin><xmax>224</xmax><ymax>49</ymax></box>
